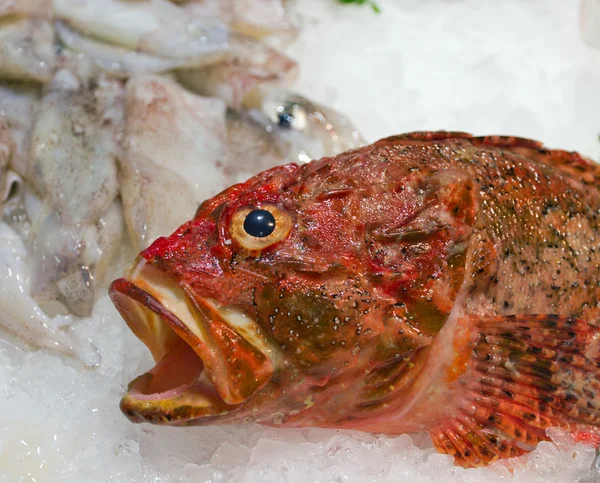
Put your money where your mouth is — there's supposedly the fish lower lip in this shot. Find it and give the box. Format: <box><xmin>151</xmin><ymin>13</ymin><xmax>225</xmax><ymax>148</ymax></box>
<box><xmin>109</xmin><ymin>277</ymin><xmax>230</xmax><ymax>423</ymax></box>
<box><xmin>109</xmin><ymin>261</ymin><xmax>275</xmax><ymax>423</ymax></box>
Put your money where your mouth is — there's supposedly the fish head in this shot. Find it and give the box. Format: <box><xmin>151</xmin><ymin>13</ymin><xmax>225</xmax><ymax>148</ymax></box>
<box><xmin>110</xmin><ymin>138</ymin><xmax>475</xmax><ymax>427</ymax></box>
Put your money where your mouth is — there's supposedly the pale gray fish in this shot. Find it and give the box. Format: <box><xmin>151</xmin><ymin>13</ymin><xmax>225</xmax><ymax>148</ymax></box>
<box><xmin>222</xmin><ymin>109</ymin><xmax>292</xmax><ymax>184</ymax></box>
<box><xmin>238</xmin><ymin>87</ymin><xmax>367</xmax><ymax>163</ymax></box>
<box><xmin>53</xmin><ymin>0</ymin><xmax>297</xmax><ymax>110</ymax></box>
<box><xmin>30</xmin><ymin>70</ymin><xmax>121</xmax><ymax>224</ymax></box>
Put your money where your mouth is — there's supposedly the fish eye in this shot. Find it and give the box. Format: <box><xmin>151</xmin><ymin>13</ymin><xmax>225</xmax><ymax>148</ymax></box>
<box><xmin>277</xmin><ymin>111</ymin><xmax>294</xmax><ymax>129</ymax></box>
<box><xmin>230</xmin><ymin>204</ymin><xmax>292</xmax><ymax>251</ymax></box>
<box><xmin>243</xmin><ymin>209</ymin><xmax>276</xmax><ymax>238</ymax></box>
<box><xmin>271</xmin><ymin>102</ymin><xmax>307</xmax><ymax>131</ymax></box>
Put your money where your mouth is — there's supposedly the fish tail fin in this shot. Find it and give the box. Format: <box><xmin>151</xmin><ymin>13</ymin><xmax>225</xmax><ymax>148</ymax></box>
<box><xmin>429</xmin><ymin>314</ymin><xmax>600</xmax><ymax>467</ymax></box>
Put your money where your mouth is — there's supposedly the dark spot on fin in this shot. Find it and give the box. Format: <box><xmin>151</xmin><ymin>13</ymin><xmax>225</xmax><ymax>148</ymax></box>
<box><xmin>429</xmin><ymin>314</ymin><xmax>600</xmax><ymax>467</ymax></box>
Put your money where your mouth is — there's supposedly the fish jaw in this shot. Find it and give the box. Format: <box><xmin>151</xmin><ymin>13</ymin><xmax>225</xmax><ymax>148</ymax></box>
<box><xmin>109</xmin><ymin>259</ymin><xmax>278</xmax><ymax>424</ymax></box>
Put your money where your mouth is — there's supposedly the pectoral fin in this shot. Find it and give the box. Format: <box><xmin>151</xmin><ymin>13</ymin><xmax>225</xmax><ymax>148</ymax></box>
<box><xmin>430</xmin><ymin>314</ymin><xmax>600</xmax><ymax>467</ymax></box>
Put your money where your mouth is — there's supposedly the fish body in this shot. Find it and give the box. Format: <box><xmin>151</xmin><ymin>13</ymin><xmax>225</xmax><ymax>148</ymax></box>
<box><xmin>110</xmin><ymin>132</ymin><xmax>600</xmax><ymax>467</ymax></box>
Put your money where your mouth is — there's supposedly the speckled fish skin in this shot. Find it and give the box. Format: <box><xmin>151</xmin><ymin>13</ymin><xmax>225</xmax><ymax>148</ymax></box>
<box><xmin>110</xmin><ymin>132</ymin><xmax>600</xmax><ymax>467</ymax></box>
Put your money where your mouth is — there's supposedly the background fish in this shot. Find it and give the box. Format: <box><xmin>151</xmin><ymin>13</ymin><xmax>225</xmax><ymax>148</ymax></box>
<box><xmin>111</xmin><ymin>131</ymin><xmax>600</xmax><ymax>467</ymax></box>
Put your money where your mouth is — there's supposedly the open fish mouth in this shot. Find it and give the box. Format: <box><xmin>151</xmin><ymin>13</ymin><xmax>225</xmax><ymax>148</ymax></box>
<box><xmin>109</xmin><ymin>260</ymin><xmax>275</xmax><ymax>424</ymax></box>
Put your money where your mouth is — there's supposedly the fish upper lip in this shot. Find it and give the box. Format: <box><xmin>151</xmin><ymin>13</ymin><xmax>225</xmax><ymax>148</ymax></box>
<box><xmin>109</xmin><ymin>260</ymin><xmax>276</xmax><ymax>424</ymax></box>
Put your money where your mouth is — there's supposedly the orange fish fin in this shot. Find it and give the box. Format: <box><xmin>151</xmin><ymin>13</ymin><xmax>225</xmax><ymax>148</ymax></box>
<box><xmin>430</xmin><ymin>314</ymin><xmax>600</xmax><ymax>467</ymax></box>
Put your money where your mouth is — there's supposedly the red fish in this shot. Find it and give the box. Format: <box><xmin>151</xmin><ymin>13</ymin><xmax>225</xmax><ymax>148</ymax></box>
<box><xmin>109</xmin><ymin>132</ymin><xmax>600</xmax><ymax>467</ymax></box>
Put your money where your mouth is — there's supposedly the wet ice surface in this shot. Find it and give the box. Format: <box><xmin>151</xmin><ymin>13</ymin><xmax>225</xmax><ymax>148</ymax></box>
<box><xmin>3</xmin><ymin>0</ymin><xmax>600</xmax><ymax>482</ymax></box>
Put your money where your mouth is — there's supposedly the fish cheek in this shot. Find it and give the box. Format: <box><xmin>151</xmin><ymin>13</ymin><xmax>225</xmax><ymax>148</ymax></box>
<box><xmin>255</xmin><ymin>283</ymin><xmax>380</xmax><ymax>379</ymax></box>
<box><xmin>366</xmin><ymin>174</ymin><xmax>475</xmax><ymax>336</ymax></box>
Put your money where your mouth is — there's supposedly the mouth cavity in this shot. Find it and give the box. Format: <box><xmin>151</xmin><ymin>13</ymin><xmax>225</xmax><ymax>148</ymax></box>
<box><xmin>109</xmin><ymin>260</ymin><xmax>275</xmax><ymax>423</ymax></box>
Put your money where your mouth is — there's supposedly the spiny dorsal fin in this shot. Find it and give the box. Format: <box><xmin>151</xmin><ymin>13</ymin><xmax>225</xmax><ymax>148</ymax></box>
<box><xmin>376</xmin><ymin>131</ymin><xmax>600</xmax><ymax>194</ymax></box>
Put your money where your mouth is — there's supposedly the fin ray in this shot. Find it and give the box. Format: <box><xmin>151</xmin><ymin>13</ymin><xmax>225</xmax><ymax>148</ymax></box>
<box><xmin>429</xmin><ymin>314</ymin><xmax>600</xmax><ymax>466</ymax></box>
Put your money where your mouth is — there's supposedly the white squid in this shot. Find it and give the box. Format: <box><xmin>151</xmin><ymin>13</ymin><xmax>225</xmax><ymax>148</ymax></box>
<box><xmin>0</xmin><ymin>17</ymin><xmax>55</xmax><ymax>82</ymax></box>
<box><xmin>183</xmin><ymin>0</ymin><xmax>296</xmax><ymax>39</ymax></box>
<box><xmin>0</xmin><ymin>222</ymin><xmax>100</xmax><ymax>367</ymax></box>
<box><xmin>176</xmin><ymin>32</ymin><xmax>298</xmax><ymax>109</ymax></box>
<box><xmin>119</xmin><ymin>74</ymin><xmax>229</xmax><ymax>251</ymax></box>
<box><xmin>26</xmin><ymin>68</ymin><xmax>124</xmax><ymax>317</ymax></box>
<box><xmin>54</xmin><ymin>0</ymin><xmax>231</xmax><ymax>63</ymax></box>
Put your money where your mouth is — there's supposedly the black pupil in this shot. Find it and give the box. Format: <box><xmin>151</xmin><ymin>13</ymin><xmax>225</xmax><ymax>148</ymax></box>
<box><xmin>277</xmin><ymin>111</ymin><xmax>294</xmax><ymax>129</ymax></box>
<box><xmin>243</xmin><ymin>209</ymin><xmax>276</xmax><ymax>238</ymax></box>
